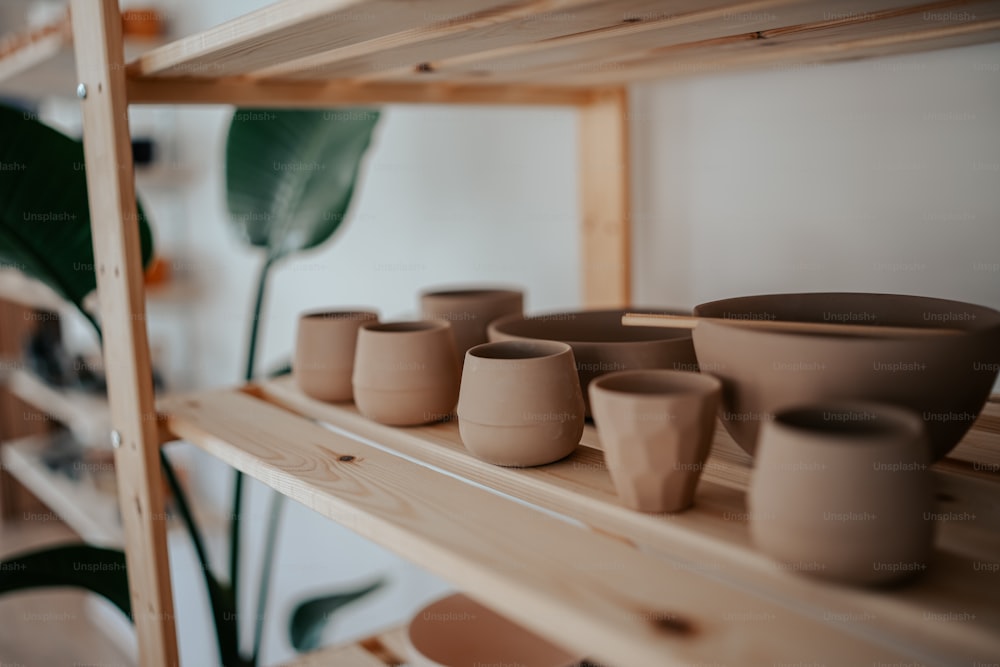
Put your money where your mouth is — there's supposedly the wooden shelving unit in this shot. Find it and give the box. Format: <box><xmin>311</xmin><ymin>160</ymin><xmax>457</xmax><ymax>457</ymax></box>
<box><xmin>3</xmin><ymin>0</ymin><xmax>999</xmax><ymax>665</ymax></box>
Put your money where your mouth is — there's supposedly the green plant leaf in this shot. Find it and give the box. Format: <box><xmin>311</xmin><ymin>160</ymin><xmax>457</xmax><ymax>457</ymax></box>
<box><xmin>0</xmin><ymin>544</ymin><xmax>131</xmax><ymax>619</ymax></box>
<box><xmin>289</xmin><ymin>578</ymin><xmax>384</xmax><ymax>653</ymax></box>
<box><xmin>0</xmin><ymin>103</ymin><xmax>154</xmax><ymax>326</ymax></box>
<box><xmin>225</xmin><ymin>108</ymin><xmax>380</xmax><ymax>262</ymax></box>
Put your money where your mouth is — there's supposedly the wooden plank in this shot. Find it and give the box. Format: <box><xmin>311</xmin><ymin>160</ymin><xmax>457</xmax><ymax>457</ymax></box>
<box><xmin>69</xmin><ymin>1</ymin><xmax>179</xmax><ymax>665</ymax></box>
<box><xmin>368</xmin><ymin>0</ymin><xmax>919</xmax><ymax>84</ymax></box>
<box><xmin>5</xmin><ymin>367</ymin><xmax>111</xmax><ymax>446</ymax></box>
<box><xmin>579</xmin><ymin>87</ymin><xmax>630</xmax><ymax>307</ymax></box>
<box><xmin>281</xmin><ymin>624</ymin><xmax>407</xmax><ymax>666</ymax></box>
<box><xmin>128</xmin><ymin>0</ymin><xmax>529</xmax><ymax>78</ymax></box>
<box><xmin>159</xmin><ymin>387</ymin><xmax>911</xmax><ymax>667</ymax></box>
<box><xmin>261</xmin><ymin>0</ymin><xmax>743</xmax><ymax>81</ymax></box>
<box><xmin>256</xmin><ymin>376</ymin><xmax>1000</xmax><ymax>665</ymax></box>
<box><xmin>126</xmin><ymin>76</ymin><xmax>596</xmax><ymax>107</ymax></box>
<box><xmin>0</xmin><ymin>13</ymin><xmax>71</xmax><ymax>83</ymax></box>
<box><xmin>0</xmin><ymin>435</ymin><xmax>122</xmax><ymax>546</ymax></box>
<box><xmin>543</xmin><ymin>0</ymin><xmax>1000</xmax><ymax>85</ymax></box>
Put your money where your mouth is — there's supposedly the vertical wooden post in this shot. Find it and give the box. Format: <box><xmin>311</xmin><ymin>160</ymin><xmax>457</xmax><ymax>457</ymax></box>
<box><xmin>578</xmin><ymin>87</ymin><xmax>631</xmax><ymax>308</ymax></box>
<box><xmin>70</xmin><ymin>1</ymin><xmax>179</xmax><ymax>665</ymax></box>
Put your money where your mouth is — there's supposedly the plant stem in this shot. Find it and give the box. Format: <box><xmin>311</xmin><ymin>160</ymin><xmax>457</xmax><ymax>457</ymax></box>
<box><xmin>230</xmin><ymin>254</ymin><xmax>276</xmax><ymax>655</ymax></box>
<box><xmin>250</xmin><ymin>491</ymin><xmax>285</xmax><ymax>665</ymax></box>
<box><xmin>160</xmin><ymin>449</ymin><xmax>241</xmax><ymax>665</ymax></box>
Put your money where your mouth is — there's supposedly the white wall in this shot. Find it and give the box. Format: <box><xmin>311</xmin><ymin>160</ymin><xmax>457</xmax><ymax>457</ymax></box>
<box><xmin>116</xmin><ymin>6</ymin><xmax>1000</xmax><ymax>661</ymax></box>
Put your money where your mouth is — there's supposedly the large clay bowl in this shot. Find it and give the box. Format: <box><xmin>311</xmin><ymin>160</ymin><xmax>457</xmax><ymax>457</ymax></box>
<box><xmin>487</xmin><ymin>309</ymin><xmax>696</xmax><ymax>416</ymax></box>
<box><xmin>692</xmin><ymin>292</ymin><xmax>1000</xmax><ymax>460</ymax></box>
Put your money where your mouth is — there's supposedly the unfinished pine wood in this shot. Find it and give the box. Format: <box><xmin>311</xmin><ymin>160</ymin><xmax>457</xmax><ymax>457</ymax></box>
<box><xmin>122</xmin><ymin>0</ymin><xmax>1000</xmax><ymax>90</ymax></box>
<box><xmin>579</xmin><ymin>87</ymin><xmax>630</xmax><ymax>307</ymax></box>
<box><xmin>70</xmin><ymin>1</ymin><xmax>179</xmax><ymax>665</ymax></box>
<box><xmin>159</xmin><ymin>388</ymin><xmax>916</xmax><ymax>667</ymax></box>
<box><xmin>0</xmin><ymin>11</ymin><xmax>70</xmax><ymax>82</ymax></box>
<box><xmin>255</xmin><ymin>377</ymin><xmax>1000</xmax><ymax>665</ymax></box>
<box><xmin>280</xmin><ymin>624</ymin><xmax>406</xmax><ymax>666</ymax></box>
<box><xmin>4</xmin><ymin>366</ymin><xmax>111</xmax><ymax>445</ymax></box>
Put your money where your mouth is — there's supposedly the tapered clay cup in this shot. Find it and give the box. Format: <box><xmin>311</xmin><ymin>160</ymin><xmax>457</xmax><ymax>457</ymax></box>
<box><xmin>420</xmin><ymin>287</ymin><xmax>523</xmax><ymax>364</ymax></box>
<box><xmin>589</xmin><ymin>370</ymin><xmax>722</xmax><ymax>513</ymax></box>
<box><xmin>353</xmin><ymin>320</ymin><xmax>461</xmax><ymax>426</ymax></box>
<box><xmin>293</xmin><ymin>309</ymin><xmax>378</xmax><ymax>402</ymax></box>
<box><xmin>749</xmin><ymin>402</ymin><xmax>934</xmax><ymax>586</ymax></box>
<box><xmin>457</xmin><ymin>340</ymin><xmax>584</xmax><ymax>467</ymax></box>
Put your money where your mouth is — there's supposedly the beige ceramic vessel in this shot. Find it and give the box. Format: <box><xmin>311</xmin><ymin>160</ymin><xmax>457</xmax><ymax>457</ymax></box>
<box><xmin>488</xmin><ymin>309</ymin><xmax>697</xmax><ymax>416</ymax></box>
<box><xmin>406</xmin><ymin>593</ymin><xmax>579</xmax><ymax>667</ymax></box>
<box><xmin>589</xmin><ymin>370</ymin><xmax>721</xmax><ymax>513</ymax></box>
<box><xmin>692</xmin><ymin>292</ymin><xmax>1000</xmax><ymax>459</ymax></box>
<box><xmin>457</xmin><ymin>340</ymin><xmax>584</xmax><ymax>467</ymax></box>
<box><xmin>352</xmin><ymin>320</ymin><xmax>460</xmax><ymax>426</ymax></box>
<box><xmin>293</xmin><ymin>309</ymin><xmax>378</xmax><ymax>402</ymax></box>
<box><xmin>420</xmin><ymin>287</ymin><xmax>524</xmax><ymax>363</ymax></box>
<box><xmin>749</xmin><ymin>402</ymin><xmax>935</xmax><ymax>586</ymax></box>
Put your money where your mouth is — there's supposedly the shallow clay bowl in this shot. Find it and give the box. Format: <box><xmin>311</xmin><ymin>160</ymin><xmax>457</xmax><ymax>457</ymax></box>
<box><xmin>406</xmin><ymin>593</ymin><xmax>579</xmax><ymax>667</ymax></box>
<box><xmin>487</xmin><ymin>309</ymin><xmax>696</xmax><ymax>416</ymax></box>
<box><xmin>692</xmin><ymin>292</ymin><xmax>1000</xmax><ymax>460</ymax></box>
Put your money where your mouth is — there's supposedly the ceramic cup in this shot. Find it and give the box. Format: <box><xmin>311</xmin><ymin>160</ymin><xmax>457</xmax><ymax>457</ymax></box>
<box><xmin>352</xmin><ymin>320</ymin><xmax>461</xmax><ymax>426</ymax></box>
<box><xmin>293</xmin><ymin>309</ymin><xmax>378</xmax><ymax>402</ymax></box>
<box><xmin>420</xmin><ymin>287</ymin><xmax>524</xmax><ymax>363</ymax></box>
<box><xmin>457</xmin><ymin>340</ymin><xmax>584</xmax><ymax>467</ymax></box>
<box><xmin>748</xmin><ymin>402</ymin><xmax>934</xmax><ymax>586</ymax></box>
<box><xmin>406</xmin><ymin>593</ymin><xmax>579</xmax><ymax>667</ymax></box>
<box><xmin>589</xmin><ymin>370</ymin><xmax>722</xmax><ymax>513</ymax></box>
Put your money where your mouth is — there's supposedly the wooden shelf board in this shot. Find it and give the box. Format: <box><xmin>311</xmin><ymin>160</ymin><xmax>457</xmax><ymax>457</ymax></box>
<box><xmin>3</xmin><ymin>366</ymin><xmax>111</xmax><ymax>446</ymax></box>
<box><xmin>159</xmin><ymin>382</ymin><xmax>1000</xmax><ymax>666</ymax></box>
<box><xmin>123</xmin><ymin>0</ymin><xmax>1000</xmax><ymax>103</ymax></box>
<box><xmin>280</xmin><ymin>624</ymin><xmax>407</xmax><ymax>666</ymax></box>
<box><xmin>0</xmin><ymin>434</ymin><xmax>121</xmax><ymax>546</ymax></box>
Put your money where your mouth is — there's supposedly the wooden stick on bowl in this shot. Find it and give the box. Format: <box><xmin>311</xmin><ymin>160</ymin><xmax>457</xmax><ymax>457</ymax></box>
<box><xmin>621</xmin><ymin>312</ymin><xmax>961</xmax><ymax>337</ymax></box>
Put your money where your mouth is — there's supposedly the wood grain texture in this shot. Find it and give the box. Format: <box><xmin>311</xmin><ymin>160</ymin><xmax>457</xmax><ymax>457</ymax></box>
<box><xmin>579</xmin><ymin>87</ymin><xmax>630</xmax><ymax>307</ymax></box>
<box><xmin>159</xmin><ymin>387</ymin><xmax>913</xmax><ymax>667</ymax></box>
<box><xmin>255</xmin><ymin>377</ymin><xmax>1000</xmax><ymax>665</ymax></box>
<box><xmin>70</xmin><ymin>1</ymin><xmax>179</xmax><ymax>665</ymax></box>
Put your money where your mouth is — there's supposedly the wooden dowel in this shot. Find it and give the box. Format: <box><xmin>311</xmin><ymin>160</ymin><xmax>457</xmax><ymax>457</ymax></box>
<box><xmin>622</xmin><ymin>312</ymin><xmax>962</xmax><ymax>337</ymax></box>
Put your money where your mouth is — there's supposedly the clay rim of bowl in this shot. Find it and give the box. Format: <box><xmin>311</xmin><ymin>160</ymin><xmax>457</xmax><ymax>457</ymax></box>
<box><xmin>488</xmin><ymin>309</ymin><xmax>692</xmax><ymax>345</ymax></box>
<box><xmin>590</xmin><ymin>369</ymin><xmax>721</xmax><ymax>398</ymax></box>
<box><xmin>361</xmin><ymin>320</ymin><xmax>452</xmax><ymax>334</ymax></box>
<box><xmin>773</xmin><ymin>401</ymin><xmax>927</xmax><ymax>442</ymax></box>
<box><xmin>693</xmin><ymin>292</ymin><xmax>1000</xmax><ymax>339</ymax></box>
<box><xmin>300</xmin><ymin>308</ymin><xmax>379</xmax><ymax>321</ymax></box>
<box><xmin>466</xmin><ymin>339</ymin><xmax>571</xmax><ymax>361</ymax></box>
<box><xmin>420</xmin><ymin>286</ymin><xmax>523</xmax><ymax>301</ymax></box>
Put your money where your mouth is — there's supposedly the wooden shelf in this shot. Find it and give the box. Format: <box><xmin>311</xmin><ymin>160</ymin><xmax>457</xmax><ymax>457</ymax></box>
<box><xmin>2</xmin><ymin>365</ymin><xmax>111</xmax><ymax>446</ymax></box>
<box><xmin>158</xmin><ymin>380</ymin><xmax>1000</xmax><ymax>667</ymax></box>
<box><xmin>124</xmin><ymin>0</ymin><xmax>1000</xmax><ymax>106</ymax></box>
<box><xmin>280</xmin><ymin>624</ymin><xmax>408</xmax><ymax>666</ymax></box>
<box><xmin>0</xmin><ymin>434</ymin><xmax>121</xmax><ymax>545</ymax></box>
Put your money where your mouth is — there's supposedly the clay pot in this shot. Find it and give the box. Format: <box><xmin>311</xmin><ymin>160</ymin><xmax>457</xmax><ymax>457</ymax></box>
<box><xmin>352</xmin><ymin>320</ymin><xmax>461</xmax><ymax>426</ymax></box>
<box><xmin>293</xmin><ymin>309</ymin><xmax>378</xmax><ymax>402</ymax></box>
<box><xmin>692</xmin><ymin>292</ymin><xmax>1000</xmax><ymax>459</ymax></box>
<box><xmin>406</xmin><ymin>593</ymin><xmax>579</xmax><ymax>667</ymax></box>
<box><xmin>488</xmin><ymin>309</ymin><xmax>696</xmax><ymax>417</ymax></box>
<box><xmin>457</xmin><ymin>340</ymin><xmax>584</xmax><ymax>467</ymax></box>
<box><xmin>749</xmin><ymin>402</ymin><xmax>935</xmax><ymax>586</ymax></box>
<box><xmin>589</xmin><ymin>370</ymin><xmax>721</xmax><ymax>513</ymax></box>
<box><xmin>420</xmin><ymin>287</ymin><xmax>524</xmax><ymax>363</ymax></box>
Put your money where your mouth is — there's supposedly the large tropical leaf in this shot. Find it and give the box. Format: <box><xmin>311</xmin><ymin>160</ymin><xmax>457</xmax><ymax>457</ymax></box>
<box><xmin>0</xmin><ymin>544</ymin><xmax>131</xmax><ymax>618</ymax></box>
<box><xmin>225</xmin><ymin>108</ymin><xmax>380</xmax><ymax>261</ymax></box>
<box><xmin>288</xmin><ymin>578</ymin><xmax>384</xmax><ymax>653</ymax></box>
<box><xmin>0</xmin><ymin>103</ymin><xmax>154</xmax><ymax>325</ymax></box>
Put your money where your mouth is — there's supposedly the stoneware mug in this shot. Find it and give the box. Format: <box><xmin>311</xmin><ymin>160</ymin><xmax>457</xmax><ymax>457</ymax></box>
<box><xmin>748</xmin><ymin>401</ymin><xmax>934</xmax><ymax>586</ymax></box>
<box><xmin>352</xmin><ymin>320</ymin><xmax>461</xmax><ymax>426</ymax></box>
<box><xmin>420</xmin><ymin>287</ymin><xmax>524</xmax><ymax>364</ymax></box>
<box><xmin>293</xmin><ymin>309</ymin><xmax>378</xmax><ymax>402</ymax></box>
<box><xmin>589</xmin><ymin>369</ymin><xmax>722</xmax><ymax>513</ymax></box>
<box><xmin>457</xmin><ymin>340</ymin><xmax>584</xmax><ymax>467</ymax></box>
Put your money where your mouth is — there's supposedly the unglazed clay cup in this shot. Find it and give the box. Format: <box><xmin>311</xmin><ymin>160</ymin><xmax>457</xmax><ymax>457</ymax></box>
<box><xmin>405</xmin><ymin>593</ymin><xmax>579</xmax><ymax>667</ymax></box>
<box><xmin>748</xmin><ymin>402</ymin><xmax>935</xmax><ymax>586</ymax></box>
<box><xmin>589</xmin><ymin>370</ymin><xmax>722</xmax><ymax>513</ymax></box>
<box><xmin>420</xmin><ymin>287</ymin><xmax>524</xmax><ymax>363</ymax></box>
<box><xmin>352</xmin><ymin>320</ymin><xmax>461</xmax><ymax>426</ymax></box>
<box><xmin>293</xmin><ymin>309</ymin><xmax>378</xmax><ymax>402</ymax></box>
<box><xmin>457</xmin><ymin>340</ymin><xmax>584</xmax><ymax>467</ymax></box>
